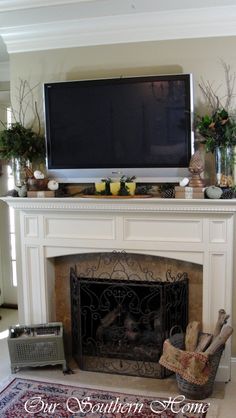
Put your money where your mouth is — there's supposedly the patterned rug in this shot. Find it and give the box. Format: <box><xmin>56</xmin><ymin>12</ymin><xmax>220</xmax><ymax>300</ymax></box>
<box><xmin>0</xmin><ymin>377</ymin><xmax>215</xmax><ymax>417</ymax></box>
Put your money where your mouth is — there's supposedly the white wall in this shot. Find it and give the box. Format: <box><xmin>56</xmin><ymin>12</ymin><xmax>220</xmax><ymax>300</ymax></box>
<box><xmin>0</xmin><ymin>164</ymin><xmax>13</xmax><ymax>305</ymax></box>
<box><xmin>0</xmin><ymin>84</ymin><xmax>18</xmax><ymax>306</ymax></box>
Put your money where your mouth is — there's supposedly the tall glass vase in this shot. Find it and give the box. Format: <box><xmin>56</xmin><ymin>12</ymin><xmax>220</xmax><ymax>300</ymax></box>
<box><xmin>215</xmin><ymin>146</ymin><xmax>234</xmax><ymax>187</ymax></box>
<box><xmin>12</xmin><ymin>157</ymin><xmax>30</xmax><ymax>188</ymax></box>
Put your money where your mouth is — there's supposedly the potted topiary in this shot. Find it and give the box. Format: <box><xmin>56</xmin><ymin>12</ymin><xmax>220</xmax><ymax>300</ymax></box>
<box><xmin>110</xmin><ymin>179</ymin><xmax>121</xmax><ymax>196</ymax></box>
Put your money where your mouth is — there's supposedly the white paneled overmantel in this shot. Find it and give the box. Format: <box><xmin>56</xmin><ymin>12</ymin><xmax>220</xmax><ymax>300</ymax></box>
<box><xmin>1</xmin><ymin>196</ymin><xmax>236</xmax><ymax>381</ymax></box>
<box><xmin>1</xmin><ymin>1</ymin><xmax>236</xmax><ymax>53</ymax></box>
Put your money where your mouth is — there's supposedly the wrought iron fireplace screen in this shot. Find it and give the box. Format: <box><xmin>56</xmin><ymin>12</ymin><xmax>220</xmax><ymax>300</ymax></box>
<box><xmin>70</xmin><ymin>252</ymin><xmax>188</xmax><ymax>379</ymax></box>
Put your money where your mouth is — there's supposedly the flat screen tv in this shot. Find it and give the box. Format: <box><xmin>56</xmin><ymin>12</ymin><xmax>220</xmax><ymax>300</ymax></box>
<box><xmin>44</xmin><ymin>74</ymin><xmax>194</xmax><ymax>182</ymax></box>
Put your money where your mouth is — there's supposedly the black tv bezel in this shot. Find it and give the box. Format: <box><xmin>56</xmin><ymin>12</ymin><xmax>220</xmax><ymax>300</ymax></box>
<box><xmin>44</xmin><ymin>73</ymin><xmax>194</xmax><ymax>183</ymax></box>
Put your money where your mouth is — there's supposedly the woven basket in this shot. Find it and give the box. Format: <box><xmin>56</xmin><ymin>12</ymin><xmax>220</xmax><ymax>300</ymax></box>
<box><xmin>176</xmin><ymin>344</ymin><xmax>225</xmax><ymax>400</ymax></box>
<box><xmin>169</xmin><ymin>325</ymin><xmax>185</xmax><ymax>350</ymax></box>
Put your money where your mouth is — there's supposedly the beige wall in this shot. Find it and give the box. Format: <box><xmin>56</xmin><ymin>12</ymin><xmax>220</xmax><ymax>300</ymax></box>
<box><xmin>9</xmin><ymin>35</ymin><xmax>236</xmax><ymax>354</ymax></box>
<box><xmin>9</xmin><ymin>36</ymin><xmax>236</xmax><ymax>118</ymax></box>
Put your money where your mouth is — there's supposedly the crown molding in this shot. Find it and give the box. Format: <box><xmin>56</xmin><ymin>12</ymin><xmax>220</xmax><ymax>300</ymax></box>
<box><xmin>0</xmin><ymin>0</ymin><xmax>89</xmax><ymax>12</ymax></box>
<box><xmin>1</xmin><ymin>5</ymin><xmax>236</xmax><ymax>53</ymax></box>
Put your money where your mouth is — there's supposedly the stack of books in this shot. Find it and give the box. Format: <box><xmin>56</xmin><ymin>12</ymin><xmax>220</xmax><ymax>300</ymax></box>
<box><xmin>27</xmin><ymin>190</ymin><xmax>55</xmax><ymax>198</ymax></box>
<box><xmin>175</xmin><ymin>186</ymin><xmax>205</xmax><ymax>199</ymax></box>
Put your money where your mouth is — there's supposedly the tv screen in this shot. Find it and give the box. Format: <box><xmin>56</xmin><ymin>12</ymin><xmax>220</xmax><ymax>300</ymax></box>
<box><xmin>44</xmin><ymin>74</ymin><xmax>193</xmax><ymax>182</ymax></box>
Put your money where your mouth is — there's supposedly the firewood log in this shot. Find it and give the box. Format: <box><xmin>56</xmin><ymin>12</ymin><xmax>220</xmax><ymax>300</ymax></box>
<box><xmin>195</xmin><ymin>333</ymin><xmax>213</xmax><ymax>352</ymax></box>
<box><xmin>213</xmin><ymin>309</ymin><xmax>230</xmax><ymax>339</ymax></box>
<box><xmin>100</xmin><ymin>305</ymin><xmax>121</xmax><ymax>327</ymax></box>
<box><xmin>96</xmin><ymin>305</ymin><xmax>121</xmax><ymax>339</ymax></box>
<box><xmin>185</xmin><ymin>321</ymin><xmax>201</xmax><ymax>351</ymax></box>
<box><xmin>205</xmin><ymin>325</ymin><xmax>233</xmax><ymax>355</ymax></box>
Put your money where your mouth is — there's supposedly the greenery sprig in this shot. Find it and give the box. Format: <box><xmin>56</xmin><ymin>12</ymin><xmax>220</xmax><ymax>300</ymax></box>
<box><xmin>196</xmin><ymin>61</ymin><xmax>236</xmax><ymax>153</ymax></box>
<box><xmin>0</xmin><ymin>79</ymin><xmax>45</xmax><ymax>163</ymax></box>
<box><xmin>196</xmin><ymin>109</ymin><xmax>236</xmax><ymax>153</ymax></box>
<box><xmin>0</xmin><ymin>122</ymin><xmax>45</xmax><ymax>162</ymax></box>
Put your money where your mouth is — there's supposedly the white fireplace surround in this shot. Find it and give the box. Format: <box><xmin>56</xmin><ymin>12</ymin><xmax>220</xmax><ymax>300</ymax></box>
<box><xmin>2</xmin><ymin>196</ymin><xmax>235</xmax><ymax>382</ymax></box>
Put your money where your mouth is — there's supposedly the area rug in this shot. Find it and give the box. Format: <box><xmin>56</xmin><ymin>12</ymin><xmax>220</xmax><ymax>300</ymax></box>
<box><xmin>0</xmin><ymin>377</ymin><xmax>216</xmax><ymax>417</ymax></box>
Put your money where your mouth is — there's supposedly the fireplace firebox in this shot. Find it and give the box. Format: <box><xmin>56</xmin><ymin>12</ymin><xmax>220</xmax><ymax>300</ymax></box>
<box><xmin>70</xmin><ymin>253</ymin><xmax>188</xmax><ymax>378</ymax></box>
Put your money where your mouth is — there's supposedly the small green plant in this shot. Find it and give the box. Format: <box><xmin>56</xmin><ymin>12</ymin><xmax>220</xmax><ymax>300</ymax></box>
<box><xmin>120</xmin><ymin>175</ymin><xmax>136</xmax><ymax>183</ymax></box>
<box><xmin>119</xmin><ymin>175</ymin><xmax>136</xmax><ymax>195</ymax></box>
<box><xmin>100</xmin><ymin>177</ymin><xmax>112</xmax><ymax>195</ymax></box>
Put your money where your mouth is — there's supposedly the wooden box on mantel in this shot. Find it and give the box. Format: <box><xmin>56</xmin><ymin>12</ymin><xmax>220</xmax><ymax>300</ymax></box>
<box><xmin>175</xmin><ymin>186</ymin><xmax>205</xmax><ymax>199</ymax></box>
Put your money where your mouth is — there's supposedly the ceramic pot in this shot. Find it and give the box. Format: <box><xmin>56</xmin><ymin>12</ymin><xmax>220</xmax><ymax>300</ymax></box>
<box><xmin>125</xmin><ymin>182</ymin><xmax>136</xmax><ymax>195</ymax></box>
<box><xmin>110</xmin><ymin>182</ymin><xmax>121</xmax><ymax>196</ymax></box>
<box><xmin>95</xmin><ymin>182</ymin><xmax>106</xmax><ymax>193</ymax></box>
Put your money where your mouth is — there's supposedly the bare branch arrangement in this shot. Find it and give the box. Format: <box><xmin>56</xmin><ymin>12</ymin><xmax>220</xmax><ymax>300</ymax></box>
<box><xmin>199</xmin><ymin>60</ymin><xmax>236</xmax><ymax>114</ymax></box>
<box><xmin>11</xmin><ymin>79</ymin><xmax>42</xmax><ymax>135</ymax></box>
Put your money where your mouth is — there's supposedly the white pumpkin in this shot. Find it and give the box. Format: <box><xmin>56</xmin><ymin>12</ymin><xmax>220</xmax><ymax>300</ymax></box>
<box><xmin>179</xmin><ymin>177</ymin><xmax>189</xmax><ymax>187</ymax></box>
<box><xmin>34</xmin><ymin>170</ymin><xmax>45</xmax><ymax>180</ymax></box>
<box><xmin>47</xmin><ymin>179</ymin><xmax>59</xmax><ymax>191</ymax></box>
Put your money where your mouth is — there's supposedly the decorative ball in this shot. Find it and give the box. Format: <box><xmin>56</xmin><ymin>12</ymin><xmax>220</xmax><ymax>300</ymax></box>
<box><xmin>179</xmin><ymin>177</ymin><xmax>189</xmax><ymax>187</ymax></box>
<box><xmin>205</xmin><ymin>186</ymin><xmax>223</xmax><ymax>199</ymax></box>
<box><xmin>221</xmin><ymin>188</ymin><xmax>234</xmax><ymax>199</ymax></box>
<box><xmin>34</xmin><ymin>170</ymin><xmax>45</xmax><ymax>180</ymax></box>
<box><xmin>160</xmin><ymin>186</ymin><xmax>175</xmax><ymax>198</ymax></box>
<box><xmin>47</xmin><ymin>179</ymin><xmax>59</xmax><ymax>191</ymax></box>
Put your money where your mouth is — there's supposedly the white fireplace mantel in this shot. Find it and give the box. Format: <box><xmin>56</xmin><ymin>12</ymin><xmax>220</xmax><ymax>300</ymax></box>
<box><xmin>2</xmin><ymin>196</ymin><xmax>236</xmax><ymax>381</ymax></box>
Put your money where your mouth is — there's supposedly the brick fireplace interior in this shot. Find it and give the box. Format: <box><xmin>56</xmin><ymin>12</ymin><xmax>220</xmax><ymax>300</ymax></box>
<box><xmin>54</xmin><ymin>252</ymin><xmax>203</xmax><ymax>376</ymax></box>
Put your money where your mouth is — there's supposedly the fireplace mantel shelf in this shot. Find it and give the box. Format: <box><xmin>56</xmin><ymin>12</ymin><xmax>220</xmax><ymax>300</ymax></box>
<box><xmin>2</xmin><ymin>196</ymin><xmax>236</xmax><ymax>213</ymax></box>
<box><xmin>1</xmin><ymin>195</ymin><xmax>235</xmax><ymax>382</ymax></box>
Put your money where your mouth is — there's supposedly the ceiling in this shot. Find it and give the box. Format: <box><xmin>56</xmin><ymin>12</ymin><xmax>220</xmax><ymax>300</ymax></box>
<box><xmin>0</xmin><ymin>0</ymin><xmax>236</xmax><ymax>62</ymax></box>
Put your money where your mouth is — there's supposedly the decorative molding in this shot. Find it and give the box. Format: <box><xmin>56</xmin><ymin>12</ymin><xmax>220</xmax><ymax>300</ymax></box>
<box><xmin>1</xmin><ymin>5</ymin><xmax>236</xmax><ymax>53</ymax></box>
<box><xmin>0</xmin><ymin>0</ymin><xmax>87</xmax><ymax>12</ymax></box>
<box><xmin>2</xmin><ymin>197</ymin><xmax>236</xmax><ymax>214</ymax></box>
